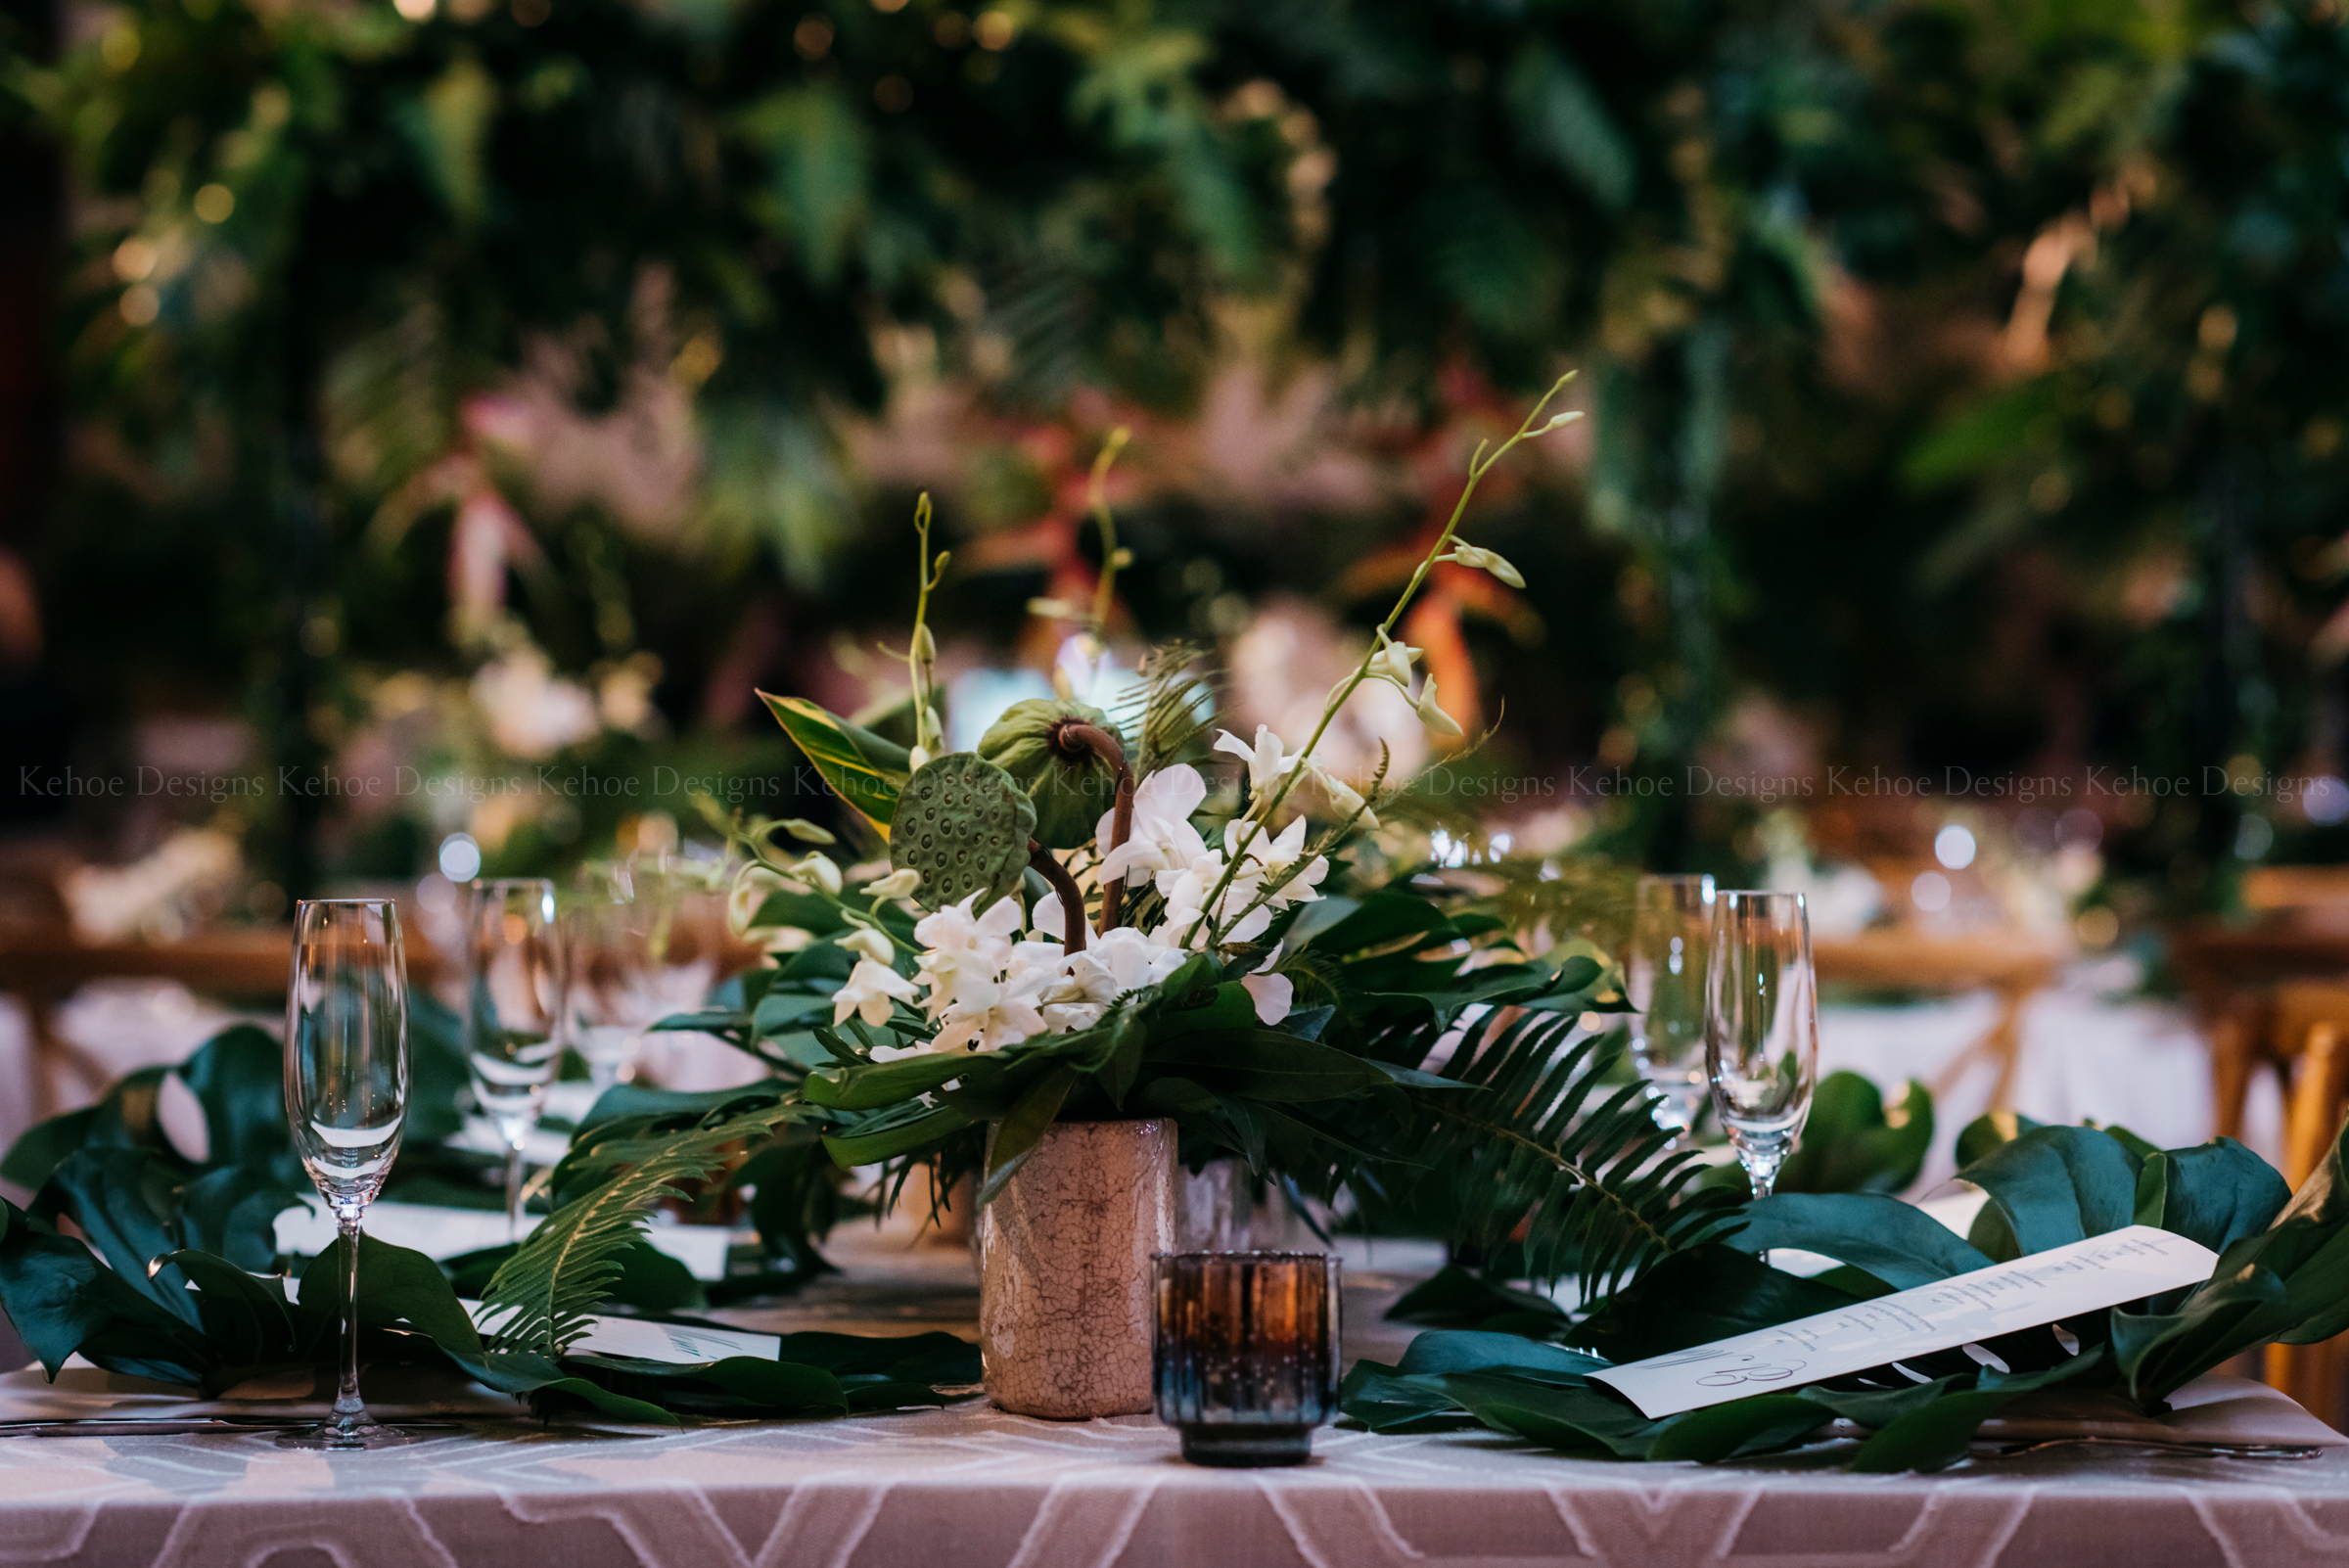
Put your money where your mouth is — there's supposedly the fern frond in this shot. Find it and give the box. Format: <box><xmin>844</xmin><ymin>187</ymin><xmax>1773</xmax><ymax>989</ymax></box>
<box><xmin>1371</xmin><ymin>1008</ymin><xmax>1736</xmax><ymax>1303</ymax></box>
<box><xmin>481</xmin><ymin>1098</ymin><xmax>801</xmax><ymax>1356</ymax></box>
<box><xmin>1112</xmin><ymin>640</ymin><xmax>1221</xmax><ymax>772</ymax></box>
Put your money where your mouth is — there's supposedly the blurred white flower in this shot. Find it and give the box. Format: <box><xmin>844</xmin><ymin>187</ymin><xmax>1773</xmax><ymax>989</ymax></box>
<box><xmin>473</xmin><ymin>643</ymin><xmax>600</xmax><ymax>761</ymax></box>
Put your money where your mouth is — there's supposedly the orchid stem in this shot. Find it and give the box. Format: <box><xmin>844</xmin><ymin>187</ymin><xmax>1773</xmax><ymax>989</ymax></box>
<box><xmin>1181</xmin><ymin>373</ymin><xmax>1579</xmax><ymax>948</ymax></box>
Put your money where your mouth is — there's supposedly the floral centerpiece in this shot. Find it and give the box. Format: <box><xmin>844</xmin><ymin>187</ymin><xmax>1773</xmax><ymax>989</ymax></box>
<box><xmin>718</xmin><ymin>378</ymin><xmax>1642</xmax><ymax>1413</ymax></box>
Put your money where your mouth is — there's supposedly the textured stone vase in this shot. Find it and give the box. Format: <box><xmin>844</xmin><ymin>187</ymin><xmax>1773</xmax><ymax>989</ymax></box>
<box><xmin>977</xmin><ymin>1117</ymin><xmax>1175</xmax><ymax>1418</ymax></box>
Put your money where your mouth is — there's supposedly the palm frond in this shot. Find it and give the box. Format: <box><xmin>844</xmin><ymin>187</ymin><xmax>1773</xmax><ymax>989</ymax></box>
<box><xmin>1366</xmin><ymin>1007</ymin><xmax>1736</xmax><ymax>1303</ymax></box>
<box><xmin>1111</xmin><ymin>639</ymin><xmax>1221</xmax><ymax>772</ymax></box>
<box><xmin>481</xmin><ymin>1098</ymin><xmax>800</xmax><ymax>1356</ymax></box>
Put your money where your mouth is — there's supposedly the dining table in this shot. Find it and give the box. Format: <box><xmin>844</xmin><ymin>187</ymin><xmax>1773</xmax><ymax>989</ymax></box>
<box><xmin>5</xmin><ymin>1229</ymin><xmax>2347</xmax><ymax>1568</ymax></box>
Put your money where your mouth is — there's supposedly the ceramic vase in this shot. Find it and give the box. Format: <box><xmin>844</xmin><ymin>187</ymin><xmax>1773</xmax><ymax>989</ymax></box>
<box><xmin>977</xmin><ymin>1117</ymin><xmax>1174</xmax><ymax>1418</ymax></box>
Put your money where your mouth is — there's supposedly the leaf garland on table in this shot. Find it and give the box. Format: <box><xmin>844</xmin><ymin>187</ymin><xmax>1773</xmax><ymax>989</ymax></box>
<box><xmin>0</xmin><ymin>1185</ymin><xmax>980</xmax><ymax>1423</ymax></box>
<box><xmin>1343</xmin><ymin>1117</ymin><xmax>2342</xmax><ymax>1473</ymax></box>
<box><xmin>479</xmin><ymin>1092</ymin><xmax>806</xmax><ymax>1357</ymax></box>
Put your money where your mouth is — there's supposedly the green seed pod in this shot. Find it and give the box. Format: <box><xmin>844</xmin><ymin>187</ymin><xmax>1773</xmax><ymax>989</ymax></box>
<box><xmin>888</xmin><ymin>753</ymin><xmax>1036</xmax><ymax>912</ymax></box>
<box><xmin>978</xmin><ymin>699</ymin><xmax>1126</xmax><ymax>850</ymax></box>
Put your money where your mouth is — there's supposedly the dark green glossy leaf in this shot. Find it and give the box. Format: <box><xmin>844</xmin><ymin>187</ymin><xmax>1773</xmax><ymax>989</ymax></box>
<box><xmin>1774</xmin><ymin>1073</ymin><xmax>1933</xmax><ymax>1196</ymax></box>
<box><xmin>1646</xmin><ymin>1394</ymin><xmax>1828</xmax><ymax>1462</ymax></box>
<box><xmin>759</xmin><ymin>692</ymin><xmax>910</xmax><ymax>830</ymax></box>
<box><xmin>1573</xmin><ymin>1245</ymin><xmax>1865</xmax><ymax>1363</ymax></box>
<box><xmin>1394</xmin><ymin>1329</ymin><xmax>1604</xmax><ymax>1380</ymax></box>
<box><xmin>821</xmin><ymin>1103</ymin><xmax>973</xmax><ymax>1167</ymax></box>
<box><xmin>178</xmin><ymin>1025</ymin><xmax>295</xmax><ymax>1176</ymax></box>
<box><xmin>178</xmin><ymin>1167</ymin><xmax>301</xmax><ymax>1272</ymax></box>
<box><xmin>977</xmin><ymin>1066</ymin><xmax>1080</xmax><ymax>1205</ymax></box>
<box><xmin>0</xmin><ymin>1196</ymin><xmax>205</xmax><ymax>1381</ymax></box>
<box><xmin>806</xmin><ymin>1051</ymin><xmax>984</xmax><ymax>1110</ymax></box>
<box><xmin>299</xmin><ymin>1232</ymin><xmax>484</xmax><ymax>1359</ymax></box>
<box><xmin>1733</xmin><ymin>1193</ymin><xmax>1991</xmax><ymax>1290</ymax></box>
<box><xmin>1958</xmin><ymin>1126</ymin><xmax>2140</xmax><ymax>1257</ymax></box>
<box><xmin>2133</xmin><ymin>1139</ymin><xmax>2289</xmax><ymax>1256</ymax></box>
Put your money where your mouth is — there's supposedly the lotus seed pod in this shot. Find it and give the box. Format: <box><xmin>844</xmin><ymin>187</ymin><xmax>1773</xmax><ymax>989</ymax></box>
<box><xmin>978</xmin><ymin>699</ymin><xmax>1126</xmax><ymax>850</ymax></box>
<box><xmin>888</xmin><ymin>752</ymin><xmax>1036</xmax><ymax>912</ymax></box>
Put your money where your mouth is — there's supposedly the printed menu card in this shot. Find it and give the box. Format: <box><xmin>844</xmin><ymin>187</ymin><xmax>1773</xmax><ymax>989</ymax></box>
<box><xmin>1590</xmin><ymin>1225</ymin><xmax>2219</xmax><ymax>1418</ymax></box>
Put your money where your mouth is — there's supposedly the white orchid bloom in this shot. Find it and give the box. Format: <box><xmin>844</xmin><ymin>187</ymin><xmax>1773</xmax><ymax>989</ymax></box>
<box><xmin>863</xmin><ymin>866</ymin><xmax>922</xmax><ymax>900</ymax></box>
<box><xmin>1029</xmin><ymin>890</ymin><xmax>1066</xmax><ymax>941</ymax></box>
<box><xmin>1312</xmin><ymin>764</ymin><xmax>1377</xmax><ymax>828</ymax></box>
<box><xmin>1448</xmin><ymin>542</ymin><xmax>1526</xmax><ymax>588</ymax></box>
<box><xmin>1096</xmin><ymin>764</ymin><xmax>1210</xmax><ymax>887</ymax></box>
<box><xmin>839</xmin><ymin>925</ymin><xmax>897</xmax><ymax>966</ymax></box>
<box><xmin>931</xmin><ymin>969</ymin><xmax>1049</xmax><ymax>1053</ymax></box>
<box><xmin>1227</xmin><ymin>816</ymin><xmax>1326</xmax><ymax>908</ymax></box>
<box><xmin>832</xmin><ymin>958</ymin><xmax>921</xmax><ymax>1028</ymax></box>
<box><xmin>1239</xmin><ymin>943</ymin><xmax>1293</xmax><ymax>1026</ymax></box>
<box><xmin>793</xmin><ymin>853</ymin><xmax>844</xmax><ymax>896</ymax></box>
<box><xmin>1214</xmin><ymin>725</ymin><xmax>1304</xmax><ymax>796</ymax></box>
<box><xmin>1370</xmin><ymin>632</ymin><xmax>1419</xmax><ymax>690</ymax></box>
<box><xmin>1416</xmin><ymin>676</ymin><xmax>1465</xmax><ymax>738</ymax></box>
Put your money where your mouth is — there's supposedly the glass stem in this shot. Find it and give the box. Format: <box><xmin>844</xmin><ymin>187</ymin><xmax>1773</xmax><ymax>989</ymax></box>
<box><xmin>506</xmin><ymin>1142</ymin><xmax>527</xmax><ymax>1241</ymax></box>
<box><xmin>334</xmin><ymin>1212</ymin><xmax>365</xmax><ymax>1429</ymax></box>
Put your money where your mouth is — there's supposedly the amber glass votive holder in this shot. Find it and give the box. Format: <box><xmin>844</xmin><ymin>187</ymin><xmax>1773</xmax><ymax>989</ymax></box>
<box><xmin>1152</xmin><ymin>1251</ymin><xmax>1341</xmax><ymax>1467</ymax></box>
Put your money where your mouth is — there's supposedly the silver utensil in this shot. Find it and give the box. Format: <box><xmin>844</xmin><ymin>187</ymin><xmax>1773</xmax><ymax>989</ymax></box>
<box><xmin>0</xmin><ymin>1415</ymin><xmax>471</xmax><ymax>1439</ymax></box>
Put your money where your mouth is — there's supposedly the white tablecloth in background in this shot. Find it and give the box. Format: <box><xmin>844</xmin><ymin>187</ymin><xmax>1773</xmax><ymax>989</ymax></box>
<box><xmin>1822</xmin><ymin>973</ymin><xmax>2246</xmax><ymax>1195</ymax></box>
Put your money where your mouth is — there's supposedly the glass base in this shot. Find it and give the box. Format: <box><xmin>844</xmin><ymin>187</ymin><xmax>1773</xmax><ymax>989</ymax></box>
<box><xmin>273</xmin><ymin>1419</ymin><xmax>458</xmax><ymax>1451</ymax></box>
<box><xmin>1176</xmin><ymin>1425</ymin><xmax>1315</xmax><ymax>1467</ymax></box>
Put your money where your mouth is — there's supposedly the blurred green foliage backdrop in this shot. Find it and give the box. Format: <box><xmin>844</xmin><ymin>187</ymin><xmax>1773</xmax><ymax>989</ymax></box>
<box><xmin>7</xmin><ymin>0</ymin><xmax>2349</xmax><ymax>898</ymax></box>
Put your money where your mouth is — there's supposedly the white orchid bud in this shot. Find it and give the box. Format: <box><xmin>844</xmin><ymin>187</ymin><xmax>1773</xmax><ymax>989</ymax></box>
<box><xmin>1450</xmin><ymin>543</ymin><xmax>1526</xmax><ymax>589</ymax></box>
<box><xmin>908</xmin><ymin>744</ymin><xmax>931</xmax><ymax>771</ymax></box>
<box><xmin>1314</xmin><ymin>765</ymin><xmax>1377</xmax><ymax>828</ymax></box>
<box><xmin>1416</xmin><ymin>677</ymin><xmax>1464</xmax><ymax>739</ymax></box>
<box><xmin>911</xmin><ymin>623</ymin><xmax>937</xmax><ymax>663</ymax></box>
<box><xmin>840</xmin><ymin>924</ymin><xmax>896</xmax><ymax>965</ymax></box>
<box><xmin>1541</xmin><ymin>410</ymin><xmax>1583</xmax><ymax>433</ymax></box>
<box><xmin>777</xmin><ymin>817</ymin><xmax>837</xmax><ymax>845</ymax></box>
<box><xmin>795</xmin><ymin>853</ymin><xmax>844</xmax><ymax>896</ymax></box>
<box><xmin>865</xmin><ymin>866</ymin><xmax>922</xmax><ymax>899</ymax></box>
<box><xmin>1370</xmin><ymin>633</ymin><xmax>1418</xmax><ymax>690</ymax></box>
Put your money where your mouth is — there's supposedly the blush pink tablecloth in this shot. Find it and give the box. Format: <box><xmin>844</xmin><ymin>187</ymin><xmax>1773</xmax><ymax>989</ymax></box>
<box><xmin>6</xmin><ymin>1391</ymin><xmax>2349</xmax><ymax>1568</ymax></box>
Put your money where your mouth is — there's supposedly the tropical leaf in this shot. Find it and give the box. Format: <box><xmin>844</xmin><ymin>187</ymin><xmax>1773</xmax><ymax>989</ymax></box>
<box><xmin>757</xmin><ymin>691</ymin><xmax>911</xmax><ymax>831</ymax></box>
<box><xmin>482</xmin><ymin>1097</ymin><xmax>801</xmax><ymax>1356</ymax></box>
<box><xmin>1348</xmin><ymin>1008</ymin><xmax>1737</xmax><ymax>1301</ymax></box>
<box><xmin>1107</xmin><ymin>639</ymin><xmax>1221</xmax><ymax>771</ymax></box>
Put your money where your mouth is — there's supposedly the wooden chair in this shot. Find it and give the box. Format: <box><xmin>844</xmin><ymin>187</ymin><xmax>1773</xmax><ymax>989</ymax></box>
<box><xmin>2262</xmin><ymin>997</ymin><xmax>2349</xmax><ymax>1431</ymax></box>
<box><xmin>0</xmin><ymin>926</ymin><xmax>447</xmax><ymax>1120</ymax></box>
<box><xmin>1812</xmin><ymin>926</ymin><xmax>2066</xmax><ymax>1113</ymax></box>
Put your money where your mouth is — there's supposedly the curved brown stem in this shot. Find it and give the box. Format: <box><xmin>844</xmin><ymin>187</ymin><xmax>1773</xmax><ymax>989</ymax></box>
<box><xmin>1029</xmin><ymin>839</ymin><xmax>1087</xmax><ymax>954</ymax></box>
<box><xmin>1052</xmin><ymin>720</ymin><xmax>1136</xmax><ymax>934</ymax></box>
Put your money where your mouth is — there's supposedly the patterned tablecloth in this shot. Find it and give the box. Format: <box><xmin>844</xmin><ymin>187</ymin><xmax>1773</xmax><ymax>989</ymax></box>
<box><xmin>8</xmin><ymin>1235</ymin><xmax>2349</xmax><ymax>1567</ymax></box>
<box><xmin>8</xmin><ymin>1397</ymin><xmax>2349</xmax><ymax>1568</ymax></box>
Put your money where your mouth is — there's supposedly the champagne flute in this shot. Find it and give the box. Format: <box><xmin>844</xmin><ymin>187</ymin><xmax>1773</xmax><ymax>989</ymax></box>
<box><xmin>281</xmin><ymin>899</ymin><xmax>427</xmax><ymax>1450</ymax></box>
<box><xmin>1626</xmin><ymin>873</ymin><xmax>1715</xmax><ymax>1144</ymax></box>
<box><xmin>1704</xmin><ymin>891</ymin><xmax>1819</xmax><ymax>1203</ymax></box>
<box><xmin>464</xmin><ymin>878</ymin><xmax>566</xmax><ymax>1240</ymax></box>
<box><xmin>569</xmin><ymin>857</ymin><xmax>720</xmax><ymax>1099</ymax></box>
